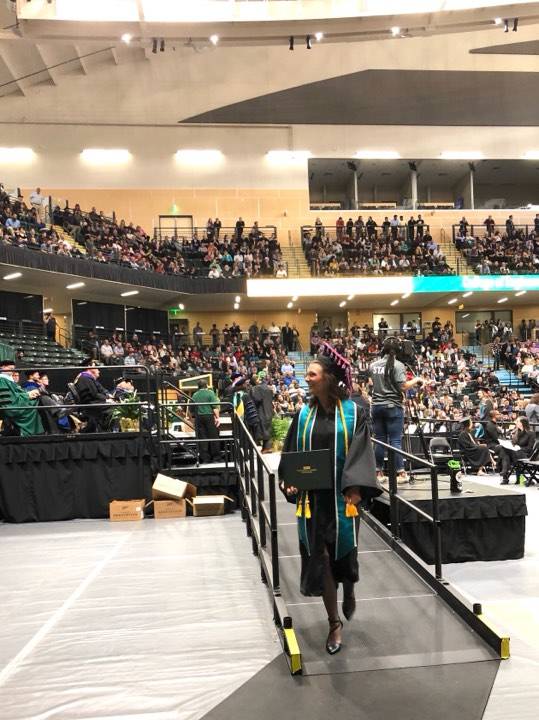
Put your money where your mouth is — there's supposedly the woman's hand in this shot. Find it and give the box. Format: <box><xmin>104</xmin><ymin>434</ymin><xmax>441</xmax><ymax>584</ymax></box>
<box><xmin>344</xmin><ymin>486</ymin><xmax>362</xmax><ymax>506</ymax></box>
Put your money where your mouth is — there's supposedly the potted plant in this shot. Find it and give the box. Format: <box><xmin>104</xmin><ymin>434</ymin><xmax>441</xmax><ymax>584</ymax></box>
<box><xmin>271</xmin><ymin>416</ymin><xmax>292</xmax><ymax>452</ymax></box>
<box><xmin>110</xmin><ymin>391</ymin><xmax>141</xmax><ymax>432</ymax></box>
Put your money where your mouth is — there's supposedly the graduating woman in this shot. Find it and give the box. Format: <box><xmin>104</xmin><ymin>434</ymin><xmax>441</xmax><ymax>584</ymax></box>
<box><xmin>279</xmin><ymin>343</ymin><xmax>381</xmax><ymax>656</ymax></box>
<box><xmin>457</xmin><ymin>417</ymin><xmax>494</xmax><ymax>474</ymax></box>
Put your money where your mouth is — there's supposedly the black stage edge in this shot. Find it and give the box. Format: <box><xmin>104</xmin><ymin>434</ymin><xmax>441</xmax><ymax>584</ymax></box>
<box><xmin>371</xmin><ymin>479</ymin><xmax>527</xmax><ymax>564</ymax></box>
<box><xmin>0</xmin><ymin>433</ymin><xmax>154</xmax><ymax>523</ymax></box>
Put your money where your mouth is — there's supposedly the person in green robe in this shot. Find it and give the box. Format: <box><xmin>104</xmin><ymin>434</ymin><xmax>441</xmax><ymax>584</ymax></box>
<box><xmin>0</xmin><ymin>360</ymin><xmax>44</xmax><ymax>437</ymax></box>
<box><xmin>279</xmin><ymin>343</ymin><xmax>381</xmax><ymax>655</ymax></box>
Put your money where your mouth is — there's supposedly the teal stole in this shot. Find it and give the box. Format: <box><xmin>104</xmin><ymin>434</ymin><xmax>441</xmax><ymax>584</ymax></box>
<box><xmin>296</xmin><ymin>398</ymin><xmax>357</xmax><ymax>560</ymax></box>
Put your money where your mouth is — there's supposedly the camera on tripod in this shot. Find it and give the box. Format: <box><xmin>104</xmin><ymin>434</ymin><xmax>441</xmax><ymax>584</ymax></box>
<box><xmin>382</xmin><ymin>336</ymin><xmax>418</xmax><ymax>372</ymax></box>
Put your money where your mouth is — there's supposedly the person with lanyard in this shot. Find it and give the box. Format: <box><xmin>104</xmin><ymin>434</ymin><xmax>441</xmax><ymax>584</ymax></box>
<box><xmin>279</xmin><ymin>343</ymin><xmax>381</xmax><ymax>656</ymax></box>
<box><xmin>369</xmin><ymin>337</ymin><xmax>423</xmax><ymax>483</ymax></box>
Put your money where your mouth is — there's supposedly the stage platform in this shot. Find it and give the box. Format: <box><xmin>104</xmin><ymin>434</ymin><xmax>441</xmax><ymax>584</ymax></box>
<box><xmin>371</xmin><ymin>478</ymin><xmax>527</xmax><ymax>564</ymax></box>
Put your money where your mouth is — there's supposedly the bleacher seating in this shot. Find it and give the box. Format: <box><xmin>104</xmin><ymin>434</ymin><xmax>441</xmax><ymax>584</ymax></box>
<box><xmin>0</xmin><ymin>331</ymin><xmax>85</xmax><ymax>367</ymax></box>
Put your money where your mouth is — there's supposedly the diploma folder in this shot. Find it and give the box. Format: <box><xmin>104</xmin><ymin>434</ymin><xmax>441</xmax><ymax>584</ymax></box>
<box><xmin>281</xmin><ymin>449</ymin><xmax>333</xmax><ymax>490</ymax></box>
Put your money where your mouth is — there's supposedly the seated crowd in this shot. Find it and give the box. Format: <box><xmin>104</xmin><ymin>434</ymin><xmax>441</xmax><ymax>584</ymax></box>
<box><xmin>302</xmin><ymin>214</ymin><xmax>453</xmax><ymax>276</ymax></box>
<box><xmin>455</xmin><ymin>214</ymin><xmax>539</xmax><ymax>274</ymax></box>
<box><xmin>1</xmin><ymin>183</ymin><xmax>286</xmax><ymax>278</ymax></box>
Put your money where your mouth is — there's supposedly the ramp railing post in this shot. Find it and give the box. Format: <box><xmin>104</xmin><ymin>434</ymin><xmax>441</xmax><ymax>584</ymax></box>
<box><xmin>268</xmin><ymin>471</ymin><xmax>280</xmax><ymax>595</ymax></box>
<box><xmin>430</xmin><ymin>466</ymin><xmax>443</xmax><ymax>580</ymax></box>
<box><xmin>387</xmin><ymin>449</ymin><xmax>400</xmax><ymax>540</ymax></box>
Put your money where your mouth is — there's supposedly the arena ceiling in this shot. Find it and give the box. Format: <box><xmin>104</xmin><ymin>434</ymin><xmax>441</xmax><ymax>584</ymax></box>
<box><xmin>1</xmin><ymin>2</ymin><xmax>539</xmax><ymax>126</ymax></box>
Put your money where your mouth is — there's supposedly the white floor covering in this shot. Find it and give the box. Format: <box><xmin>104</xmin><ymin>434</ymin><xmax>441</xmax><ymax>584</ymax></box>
<box><xmin>442</xmin><ymin>474</ymin><xmax>539</xmax><ymax>720</ymax></box>
<box><xmin>0</xmin><ymin>517</ymin><xmax>281</xmax><ymax>720</ymax></box>
<box><xmin>1</xmin><ymin>458</ymin><xmax>538</xmax><ymax>719</ymax></box>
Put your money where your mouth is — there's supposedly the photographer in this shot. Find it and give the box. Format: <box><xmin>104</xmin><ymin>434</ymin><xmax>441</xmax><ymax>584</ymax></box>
<box><xmin>369</xmin><ymin>337</ymin><xmax>423</xmax><ymax>482</ymax></box>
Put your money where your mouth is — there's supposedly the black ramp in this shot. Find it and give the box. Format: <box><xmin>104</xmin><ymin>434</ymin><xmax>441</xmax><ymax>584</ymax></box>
<box><xmin>275</xmin><ymin>503</ymin><xmax>498</xmax><ymax>676</ymax></box>
<box><xmin>202</xmin><ymin>654</ymin><xmax>499</xmax><ymax>720</ymax></box>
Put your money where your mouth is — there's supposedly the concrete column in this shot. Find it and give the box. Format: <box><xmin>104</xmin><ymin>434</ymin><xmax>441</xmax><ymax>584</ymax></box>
<box><xmin>410</xmin><ymin>169</ymin><xmax>418</xmax><ymax>210</ymax></box>
<box><xmin>469</xmin><ymin>166</ymin><xmax>475</xmax><ymax>210</ymax></box>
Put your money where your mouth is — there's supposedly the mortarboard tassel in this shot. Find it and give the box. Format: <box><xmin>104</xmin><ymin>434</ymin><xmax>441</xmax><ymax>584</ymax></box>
<box><xmin>345</xmin><ymin>502</ymin><xmax>359</xmax><ymax>518</ymax></box>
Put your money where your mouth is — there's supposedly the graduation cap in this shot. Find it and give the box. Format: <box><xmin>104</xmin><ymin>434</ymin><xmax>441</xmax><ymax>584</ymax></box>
<box><xmin>315</xmin><ymin>340</ymin><xmax>353</xmax><ymax>393</ymax></box>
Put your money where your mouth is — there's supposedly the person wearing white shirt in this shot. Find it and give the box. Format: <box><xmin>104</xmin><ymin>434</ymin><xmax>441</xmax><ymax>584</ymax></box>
<box><xmin>29</xmin><ymin>187</ymin><xmax>45</xmax><ymax>223</ymax></box>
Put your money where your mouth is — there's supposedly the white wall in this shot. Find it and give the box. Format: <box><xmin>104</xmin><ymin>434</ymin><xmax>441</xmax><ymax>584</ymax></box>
<box><xmin>2</xmin><ymin>123</ymin><xmax>539</xmax><ymax>192</ymax></box>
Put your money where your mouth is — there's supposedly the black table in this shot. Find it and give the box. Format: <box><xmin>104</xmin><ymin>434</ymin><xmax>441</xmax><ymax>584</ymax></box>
<box><xmin>0</xmin><ymin>433</ymin><xmax>154</xmax><ymax>522</ymax></box>
<box><xmin>371</xmin><ymin>480</ymin><xmax>527</xmax><ymax>564</ymax></box>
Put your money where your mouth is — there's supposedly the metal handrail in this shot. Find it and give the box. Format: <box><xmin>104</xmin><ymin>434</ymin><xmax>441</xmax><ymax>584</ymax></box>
<box><xmin>371</xmin><ymin>437</ymin><xmax>443</xmax><ymax>580</ymax></box>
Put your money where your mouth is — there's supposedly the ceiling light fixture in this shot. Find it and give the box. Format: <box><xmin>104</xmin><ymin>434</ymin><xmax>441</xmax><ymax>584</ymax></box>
<box><xmin>448</xmin><ymin>298</ymin><xmax>458</xmax><ymax>304</ymax></box>
<box><xmin>234</xmin><ymin>295</ymin><xmax>241</xmax><ymax>303</ymax></box>
<box><xmin>289</xmin><ymin>36</ymin><xmax>294</xmax><ymax>51</ymax></box>
<box><xmin>390</xmin><ymin>299</ymin><xmax>399</xmax><ymax>306</ymax></box>
<box><xmin>121</xmin><ymin>33</ymin><xmax>132</xmax><ymax>44</ymax></box>
<box><xmin>440</xmin><ymin>151</ymin><xmax>483</xmax><ymax>160</ymax></box>
<box><xmin>461</xmin><ymin>313</ymin><xmax>470</xmax><ymax>319</ymax></box>
<box><xmin>523</xmin><ymin>151</ymin><xmax>539</xmax><ymax>160</ymax></box>
<box><xmin>462</xmin><ymin>291</ymin><xmax>473</xmax><ymax>297</ymax></box>
<box><xmin>391</xmin><ymin>26</ymin><xmax>400</xmax><ymax>36</ymax></box>
<box><xmin>287</xmin><ymin>301</ymin><xmax>293</xmax><ymax>309</ymax></box>
<box><xmin>120</xmin><ymin>290</ymin><xmax>139</xmax><ymax>297</ymax></box>
<box><xmin>339</xmin><ymin>301</ymin><xmax>346</xmax><ymax>307</ymax></box>
<box><xmin>347</xmin><ymin>294</ymin><xmax>355</xmax><ymax>301</ymax></box>
<box><xmin>0</xmin><ymin>147</ymin><xmax>34</xmax><ymax>163</ymax></box>
<box><xmin>234</xmin><ymin>303</ymin><xmax>240</xmax><ymax>310</ymax></box>
<box><xmin>315</xmin><ymin>32</ymin><xmax>324</xmax><ymax>42</ymax></box>
<box><xmin>402</xmin><ymin>292</ymin><xmax>410</xmax><ymax>299</ymax></box>
<box><xmin>497</xmin><ymin>297</ymin><xmax>508</xmax><ymax>304</ymax></box>
<box><xmin>292</xmin><ymin>295</ymin><xmax>298</xmax><ymax>301</ymax></box>
<box><xmin>209</xmin><ymin>34</ymin><xmax>219</xmax><ymax>46</ymax></box>
<box><xmin>515</xmin><ymin>290</ymin><xmax>527</xmax><ymax>297</ymax></box>
<box><xmin>493</xmin><ymin>18</ymin><xmax>502</xmax><ymax>25</ymax></box>
<box><xmin>3</xmin><ymin>272</ymin><xmax>22</xmax><ymax>280</ymax></box>
<box><xmin>66</xmin><ymin>282</ymin><xmax>85</xmax><ymax>289</ymax></box>
<box><xmin>178</xmin><ymin>303</ymin><xmax>185</xmax><ymax>310</ymax></box>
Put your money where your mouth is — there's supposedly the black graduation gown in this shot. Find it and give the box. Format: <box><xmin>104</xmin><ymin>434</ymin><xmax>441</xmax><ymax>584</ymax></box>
<box><xmin>279</xmin><ymin>404</ymin><xmax>381</xmax><ymax>597</ymax></box>
<box><xmin>458</xmin><ymin>431</ymin><xmax>491</xmax><ymax>469</ymax></box>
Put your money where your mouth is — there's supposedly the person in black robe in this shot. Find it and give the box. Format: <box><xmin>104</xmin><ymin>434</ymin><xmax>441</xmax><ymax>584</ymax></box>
<box><xmin>457</xmin><ymin>418</ymin><xmax>493</xmax><ymax>474</ymax></box>
<box><xmin>279</xmin><ymin>343</ymin><xmax>381</xmax><ymax>655</ymax></box>
<box><xmin>501</xmin><ymin>416</ymin><xmax>536</xmax><ymax>485</ymax></box>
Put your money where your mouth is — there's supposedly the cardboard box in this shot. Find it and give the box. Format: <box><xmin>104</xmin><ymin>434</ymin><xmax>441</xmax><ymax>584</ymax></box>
<box><xmin>192</xmin><ymin>495</ymin><xmax>232</xmax><ymax>517</ymax></box>
<box><xmin>109</xmin><ymin>499</ymin><xmax>145</xmax><ymax>522</ymax></box>
<box><xmin>153</xmin><ymin>499</ymin><xmax>186</xmax><ymax>520</ymax></box>
<box><xmin>152</xmin><ymin>473</ymin><xmax>197</xmax><ymax>502</ymax></box>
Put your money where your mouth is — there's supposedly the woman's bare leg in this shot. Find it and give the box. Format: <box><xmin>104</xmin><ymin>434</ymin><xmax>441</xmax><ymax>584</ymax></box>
<box><xmin>321</xmin><ymin>552</ymin><xmax>342</xmax><ymax>644</ymax></box>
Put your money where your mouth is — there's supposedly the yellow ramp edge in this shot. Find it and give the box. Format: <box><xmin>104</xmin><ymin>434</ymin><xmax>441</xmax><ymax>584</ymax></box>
<box><xmin>477</xmin><ymin>614</ymin><xmax>510</xmax><ymax>659</ymax></box>
<box><xmin>283</xmin><ymin>627</ymin><xmax>302</xmax><ymax>675</ymax></box>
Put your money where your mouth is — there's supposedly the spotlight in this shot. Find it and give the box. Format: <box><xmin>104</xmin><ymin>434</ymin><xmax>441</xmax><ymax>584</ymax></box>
<box><xmin>391</xmin><ymin>27</ymin><xmax>400</xmax><ymax>37</ymax></box>
<box><xmin>160</xmin><ymin>38</ymin><xmax>165</xmax><ymax>52</ymax></box>
<box><xmin>121</xmin><ymin>33</ymin><xmax>132</xmax><ymax>44</ymax></box>
<box><xmin>306</xmin><ymin>35</ymin><xmax>312</xmax><ymax>50</ymax></box>
<box><xmin>513</xmin><ymin>18</ymin><xmax>518</xmax><ymax>32</ymax></box>
<box><xmin>504</xmin><ymin>19</ymin><xmax>509</xmax><ymax>32</ymax></box>
<box><xmin>315</xmin><ymin>32</ymin><xmax>324</xmax><ymax>42</ymax></box>
<box><xmin>209</xmin><ymin>34</ymin><xmax>219</xmax><ymax>46</ymax></box>
<box><xmin>493</xmin><ymin>18</ymin><xmax>502</xmax><ymax>25</ymax></box>
<box><xmin>152</xmin><ymin>38</ymin><xmax>157</xmax><ymax>53</ymax></box>
<box><xmin>289</xmin><ymin>36</ymin><xmax>294</xmax><ymax>51</ymax></box>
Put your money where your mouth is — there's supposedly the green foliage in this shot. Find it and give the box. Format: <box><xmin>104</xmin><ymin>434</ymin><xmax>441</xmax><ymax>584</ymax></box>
<box><xmin>110</xmin><ymin>392</ymin><xmax>141</xmax><ymax>421</ymax></box>
<box><xmin>271</xmin><ymin>416</ymin><xmax>292</xmax><ymax>443</ymax></box>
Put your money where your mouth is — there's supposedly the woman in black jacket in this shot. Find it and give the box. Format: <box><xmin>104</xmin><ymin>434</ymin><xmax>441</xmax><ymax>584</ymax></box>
<box><xmin>501</xmin><ymin>416</ymin><xmax>536</xmax><ymax>485</ymax></box>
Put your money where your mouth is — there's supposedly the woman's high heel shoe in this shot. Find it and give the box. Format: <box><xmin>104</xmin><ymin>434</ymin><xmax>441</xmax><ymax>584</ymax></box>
<box><xmin>326</xmin><ymin>619</ymin><xmax>343</xmax><ymax>655</ymax></box>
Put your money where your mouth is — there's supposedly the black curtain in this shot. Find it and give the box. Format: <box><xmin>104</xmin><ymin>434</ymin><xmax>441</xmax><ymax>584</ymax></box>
<box><xmin>126</xmin><ymin>307</ymin><xmax>169</xmax><ymax>337</ymax></box>
<box><xmin>0</xmin><ymin>244</ymin><xmax>246</xmax><ymax>294</ymax></box>
<box><xmin>73</xmin><ymin>299</ymin><xmax>125</xmax><ymax>334</ymax></box>
<box><xmin>0</xmin><ymin>290</ymin><xmax>43</xmax><ymax>322</ymax></box>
